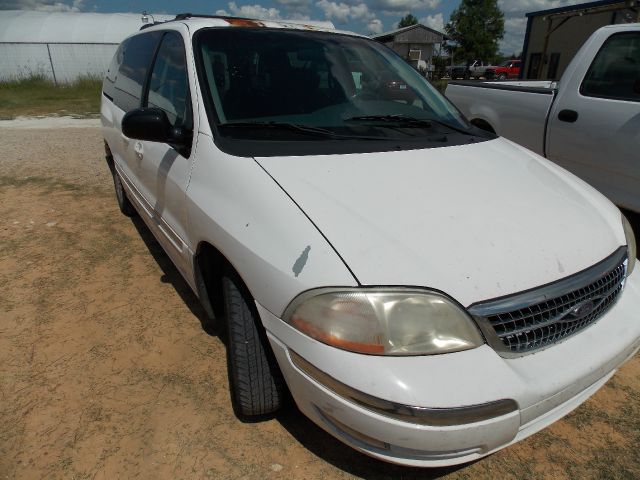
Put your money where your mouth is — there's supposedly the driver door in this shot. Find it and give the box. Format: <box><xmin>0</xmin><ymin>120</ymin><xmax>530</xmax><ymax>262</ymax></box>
<box><xmin>136</xmin><ymin>30</ymin><xmax>195</xmax><ymax>277</ymax></box>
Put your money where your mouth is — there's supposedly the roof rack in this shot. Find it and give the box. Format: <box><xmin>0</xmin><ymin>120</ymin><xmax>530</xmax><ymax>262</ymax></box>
<box><xmin>174</xmin><ymin>13</ymin><xmax>257</xmax><ymax>22</ymax></box>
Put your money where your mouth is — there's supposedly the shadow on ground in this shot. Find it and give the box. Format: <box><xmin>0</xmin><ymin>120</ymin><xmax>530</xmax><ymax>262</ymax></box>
<box><xmin>130</xmin><ymin>216</ymin><xmax>219</xmax><ymax>336</ymax></box>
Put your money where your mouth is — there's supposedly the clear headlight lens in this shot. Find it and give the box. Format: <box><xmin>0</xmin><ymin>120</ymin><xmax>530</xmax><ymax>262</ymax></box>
<box><xmin>622</xmin><ymin>214</ymin><xmax>636</xmax><ymax>276</ymax></box>
<box><xmin>284</xmin><ymin>288</ymin><xmax>484</xmax><ymax>355</ymax></box>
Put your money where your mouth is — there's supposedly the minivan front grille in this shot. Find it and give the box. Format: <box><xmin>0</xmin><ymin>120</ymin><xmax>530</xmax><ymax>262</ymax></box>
<box><xmin>469</xmin><ymin>248</ymin><xmax>627</xmax><ymax>355</ymax></box>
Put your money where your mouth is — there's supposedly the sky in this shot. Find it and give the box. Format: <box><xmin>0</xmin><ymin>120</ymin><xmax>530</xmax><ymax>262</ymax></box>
<box><xmin>0</xmin><ymin>0</ymin><xmax>585</xmax><ymax>54</ymax></box>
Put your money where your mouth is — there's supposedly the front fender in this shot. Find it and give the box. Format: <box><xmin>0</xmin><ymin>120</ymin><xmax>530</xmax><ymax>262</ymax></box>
<box><xmin>185</xmin><ymin>133</ymin><xmax>358</xmax><ymax>316</ymax></box>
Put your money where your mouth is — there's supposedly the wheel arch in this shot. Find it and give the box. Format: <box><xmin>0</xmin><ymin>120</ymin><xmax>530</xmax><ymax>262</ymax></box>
<box><xmin>193</xmin><ymin>240</ymin><xmax>234</xmax><ymax>321</ymax></box>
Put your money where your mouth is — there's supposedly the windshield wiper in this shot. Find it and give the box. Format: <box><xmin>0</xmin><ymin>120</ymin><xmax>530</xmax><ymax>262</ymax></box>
<box><xmin>344</xmin><ymin>114</ymin><xmax>433</xmax><ymax>128</ymax></box>
<box><xmin>345</xmin><ymin>115</ymin><xmax>473</xmax><ymax>136</ymax></box>
<box><xmin>427</xmin><ymin>118</ymin><xmax>474</xmax><ymax>135</ymax></box>
<box><xmin>218</xmin><ymin>121</ymin><xmax>384</xmax><ymax>140</ymax></box>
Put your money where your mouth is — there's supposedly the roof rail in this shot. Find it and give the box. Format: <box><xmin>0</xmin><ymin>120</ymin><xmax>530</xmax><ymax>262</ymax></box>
<box><xmin>174</xmin><ymin>13</ymin><xmax>260</xmax><ymax>22</ymax></box>
<box><xmin>139</xmin><ymin>13</ymin><xmax>265</xmax><ymax>30</ymax></box>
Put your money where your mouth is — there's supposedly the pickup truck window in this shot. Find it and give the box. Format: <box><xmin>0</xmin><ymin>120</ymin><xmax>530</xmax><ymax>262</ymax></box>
<box><xmin>581</xmin><ymin>32</ymin><xmax>640</xmax><ymax>102</ymax></box>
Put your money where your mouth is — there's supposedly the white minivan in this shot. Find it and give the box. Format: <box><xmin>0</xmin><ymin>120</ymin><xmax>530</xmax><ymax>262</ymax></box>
<box><xmin>101</xmin><ymin>14</ymin><xmax>639</xmax><ymax>467</ymax></box>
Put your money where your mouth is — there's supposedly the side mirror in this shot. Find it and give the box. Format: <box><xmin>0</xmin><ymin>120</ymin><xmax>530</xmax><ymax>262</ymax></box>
<box><xmin>122</xmin><ymin>108</ymin><xmax>186</xmax><ymax>145</ymax></box>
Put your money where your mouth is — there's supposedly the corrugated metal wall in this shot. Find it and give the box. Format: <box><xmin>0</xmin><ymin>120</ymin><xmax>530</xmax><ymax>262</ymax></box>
<box><xmin>0</xmin><ymin>42</ymin><xmax>118</xmax><ymax>83</ymax></box>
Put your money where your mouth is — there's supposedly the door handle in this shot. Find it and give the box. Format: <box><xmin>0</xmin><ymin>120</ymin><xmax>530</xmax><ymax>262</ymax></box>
<box><xmin>134</xmin><ymin>141</ymin><xmax>144</xmax><ymax>160</ymax></box>
<box><xmin>558</xmin><ymin>109</ymin><xmax>578</xmax><ymax>123</ymax></box>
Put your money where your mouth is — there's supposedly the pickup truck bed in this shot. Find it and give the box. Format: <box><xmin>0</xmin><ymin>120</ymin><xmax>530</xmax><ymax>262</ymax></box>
<box><xmin>446</xmin><ymin>81</ymin><xmax>556</xmax><ymax>154</ymax></box>
<box><xmin>445</xmin><ymin>24</ymin><xmax>640</xmax><ymax>212</ymax></box>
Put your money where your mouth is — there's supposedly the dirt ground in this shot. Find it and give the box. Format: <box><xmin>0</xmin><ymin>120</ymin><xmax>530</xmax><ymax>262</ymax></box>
<box><xmin>1</xmin><ymin>122</ymin><xmax>639</xmax><ymax>480</ymax></box>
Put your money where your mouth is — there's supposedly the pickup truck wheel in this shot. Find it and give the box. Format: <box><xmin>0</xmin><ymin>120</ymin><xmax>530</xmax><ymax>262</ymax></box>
<box><xmin>223</xmin><ymin>273</ymin><xmax>284</xmax><ymax>417</ymax></box>
<box><xmin>112</xmin><ymin>170</ymin><xmax>136</xmax><ymax>217</ymax></box>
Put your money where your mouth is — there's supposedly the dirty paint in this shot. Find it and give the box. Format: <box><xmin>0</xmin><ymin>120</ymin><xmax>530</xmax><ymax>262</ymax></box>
<box><xmin>226</xmin><ymin>18</ymin><xmax>265</xmax><ymax>27</ymax></box>
<box><xmin>292</xmin><ymin>246</ymin><xmax>311</xmax><ymax>277</ymax></box>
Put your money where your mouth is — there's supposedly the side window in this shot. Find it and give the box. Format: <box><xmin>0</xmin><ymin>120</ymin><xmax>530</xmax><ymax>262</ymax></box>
<box><xmin>581</xmin><ymin>32</ymin><xmax>640</xmax><ymax>102</ymax></box>
<box><xmin>103</xmin><ymin>39</ymin><xmax>127</xmax><ymax>100</ymax></box>
<box><xmin>146</xmin><ymin>31</ymin><xmax>192</xmax><ymax>132</ymax></box>
<box><xmin>113</xmin><ymin>32</ymin><xmax>162</xmax><ymax>112</ymax></box>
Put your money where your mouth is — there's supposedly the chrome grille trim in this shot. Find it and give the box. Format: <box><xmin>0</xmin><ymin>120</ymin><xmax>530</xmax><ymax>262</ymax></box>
<box><xmin>468</xmin><ymin>247</ymin><xmax>627</xmax><ymax>357</ymax></box>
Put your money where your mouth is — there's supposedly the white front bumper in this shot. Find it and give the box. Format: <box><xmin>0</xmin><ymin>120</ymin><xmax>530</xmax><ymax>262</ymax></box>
<box><xmin>257</xmin><ymin>264</ymin><xmax>640</xmax><ymax>467</ymax></box>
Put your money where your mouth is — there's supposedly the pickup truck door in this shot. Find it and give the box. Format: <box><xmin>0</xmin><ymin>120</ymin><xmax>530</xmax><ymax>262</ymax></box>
<box><xmin>136</xmin><ymin>30</ymin><xmax>195</xmax><ymax>277</ymax></box>
<box><xmin>546</xmin><ymin>31</ymin><xmax>640</xmax><ymax>211</ymax></box>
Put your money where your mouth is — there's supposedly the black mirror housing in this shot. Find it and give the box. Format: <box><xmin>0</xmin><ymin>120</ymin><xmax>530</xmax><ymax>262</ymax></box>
<box><xmin>122</xmin><ymin>108</ymin><xmax>173</xmax><ymax>143</ymax></box>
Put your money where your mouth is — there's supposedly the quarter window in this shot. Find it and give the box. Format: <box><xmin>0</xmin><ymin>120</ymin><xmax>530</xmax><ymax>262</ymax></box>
<box><xmin>581</xmin><ymin>32</ymin><xmax>640</xmax><ymax>102</ymax></box>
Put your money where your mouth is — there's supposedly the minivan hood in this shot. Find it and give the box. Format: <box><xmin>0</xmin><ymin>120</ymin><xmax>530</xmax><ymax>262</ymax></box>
<box><xmin>256</xmin><ymin>138</ymin><xmax>624</xmax><ymax>306</ymax></box>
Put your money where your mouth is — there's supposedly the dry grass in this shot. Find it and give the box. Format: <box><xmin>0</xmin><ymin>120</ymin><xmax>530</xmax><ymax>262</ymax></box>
<box><xmin>0</xmin><ymin>74</ymin><xmax>101</xmax><ymax>119</ymax></box>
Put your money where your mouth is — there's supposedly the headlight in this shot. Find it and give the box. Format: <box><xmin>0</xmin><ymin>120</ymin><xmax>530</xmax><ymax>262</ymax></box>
<box><xmin>622</xmin><ymin>213</ymin><xmax>636</xmax><ymax>276</ymax></box>
<box><xmin>283</xmin><ymin>288</ymin><xmax>484</xmax><ymax>356</ymax></box>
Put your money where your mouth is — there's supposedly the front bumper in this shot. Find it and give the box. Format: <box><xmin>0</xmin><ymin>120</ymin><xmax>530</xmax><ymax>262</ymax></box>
<box><xmin>257</xmin><ymin>262</ymin><xmax>640</xmax><ymax>467</ymax></box>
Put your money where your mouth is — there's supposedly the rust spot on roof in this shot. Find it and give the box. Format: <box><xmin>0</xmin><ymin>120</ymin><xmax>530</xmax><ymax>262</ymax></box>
<box><xmin>226</xmin><ymin>18</ymin><xmax>264</xmax><ymax>27</ymax></box>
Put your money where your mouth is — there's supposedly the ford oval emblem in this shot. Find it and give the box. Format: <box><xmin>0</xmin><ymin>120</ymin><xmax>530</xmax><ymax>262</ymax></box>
<box><xmin>567</xmin><ymin>299</ymin><xmax>598</xmax><ymax>319</ymax></box>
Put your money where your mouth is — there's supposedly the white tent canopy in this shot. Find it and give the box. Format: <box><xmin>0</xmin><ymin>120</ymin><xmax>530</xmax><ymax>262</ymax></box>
<box><xmin>0</xmin><ymin>10</ymin><xmax>172</xmax><ymax>82</ymax></box>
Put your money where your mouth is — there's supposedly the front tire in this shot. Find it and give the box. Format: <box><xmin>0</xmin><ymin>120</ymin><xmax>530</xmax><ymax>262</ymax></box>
<box><xmin>223</xmin><ymin>274</ymin><xmax>284</xmax><ymax>416</ymax></box>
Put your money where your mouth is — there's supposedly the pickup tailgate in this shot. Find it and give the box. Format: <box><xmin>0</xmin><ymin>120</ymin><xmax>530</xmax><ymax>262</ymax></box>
<box><xmin>446</xmin><ymin>81</ymin><xmax>555</xmax><ymax>155</ymax></box>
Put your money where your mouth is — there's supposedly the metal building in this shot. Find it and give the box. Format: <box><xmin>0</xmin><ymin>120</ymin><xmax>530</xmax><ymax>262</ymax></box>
<box><xmin>0</xmin><ymin>10</ymin><xmax>172</xmax><ymax>83</ymax></box>
<box><xmin>372</xmin><ymin>24</ymin><xmax>448</xmax><ymax>72</ymax></box>
<box><xmin>521</xmin><ymin>0</ymin><xmax>639</xmax><ymax>80</ymax></box>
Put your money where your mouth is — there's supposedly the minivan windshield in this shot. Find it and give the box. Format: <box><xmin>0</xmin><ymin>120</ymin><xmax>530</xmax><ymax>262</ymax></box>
<box><xmin>195</xmin><ymin>28</ymin><xmax>484</xmax><ymax>155</ymax></box>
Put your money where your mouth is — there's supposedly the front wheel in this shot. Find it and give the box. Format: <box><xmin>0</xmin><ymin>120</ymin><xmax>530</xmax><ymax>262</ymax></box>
<box><xmin>498</xmin><ymin>73</ymin><xmax>507</xmax><ymax>81</ymax></box>
<box><xmin>223</xmin><ymin>273</ymin><xmax>284</xmax><ymax>416</ymax></box>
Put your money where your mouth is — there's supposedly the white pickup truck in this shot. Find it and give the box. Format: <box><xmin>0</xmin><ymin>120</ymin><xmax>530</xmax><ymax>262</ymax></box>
<box><xmin>446</xmin><ymin>24</ymin><xmax>640</xmax><ymax>212</ymax></box>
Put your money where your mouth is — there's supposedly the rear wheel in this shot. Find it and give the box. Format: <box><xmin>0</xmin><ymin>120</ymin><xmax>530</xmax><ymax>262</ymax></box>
<box><xmin>112</xmin><ymin>169</ymin><xmax>136</xmax><ymax>217</ymax></box>
<box><xmin>498</xmin><ymin>73</ymin><xmax>507</xmax><ymax>81</ymax></box>
<box><xmin>223</xmin><ymin>273</ymin><xmax>284</xmax><ymax>416</ymax></box>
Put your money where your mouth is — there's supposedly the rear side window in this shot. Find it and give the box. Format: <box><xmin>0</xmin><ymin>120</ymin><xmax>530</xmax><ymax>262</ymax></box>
<box><xmin>110</xmin><ymin>32</ymin><xmax>162</xmax><ymax>112</ymax></box>
<box><xmin>581</xmin><ymin>32</ymin><xmax>640</xmax><ymax>102</ymax></box>
<box><xmin>146</xmin><ymin>31</ymin><xmax>192</xmax><ymax>131</ymax></box>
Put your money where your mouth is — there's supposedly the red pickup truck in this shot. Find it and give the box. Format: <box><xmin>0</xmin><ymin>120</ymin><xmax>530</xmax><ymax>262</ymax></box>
<box><xmin>485</xmin><ymin>60</ymin><xmax>521</xmax><ymax>80</ymax></box>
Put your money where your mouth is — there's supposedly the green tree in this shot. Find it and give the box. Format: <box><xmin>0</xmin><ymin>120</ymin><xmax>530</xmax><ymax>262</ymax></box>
<box><xmin>445</xmin><ymin>0</ymin><xmax>504</xmax><ymax>62</ymax></box>
<box><xmin>397</xmin><ymin>13</ymin><xmax>419</xmax><ymax>29</ymax></box>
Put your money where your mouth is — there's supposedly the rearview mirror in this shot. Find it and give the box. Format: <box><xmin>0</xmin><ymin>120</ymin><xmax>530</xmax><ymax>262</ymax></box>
<box><xmin>122</xmin><ymin>108</ymin><xmax>186</xmax><ymax>145</ymax></box>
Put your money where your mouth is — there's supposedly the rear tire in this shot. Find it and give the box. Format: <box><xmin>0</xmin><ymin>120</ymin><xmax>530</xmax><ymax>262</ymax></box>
<box><xmin>112</xmin><ymin>169</ymin><xmax>136</xmax><ymax>217</ymax></box>
<box><xmin>223</xmin><ymin>273</ymin><xmax>284</xmax><ymax>417</ymax></box>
